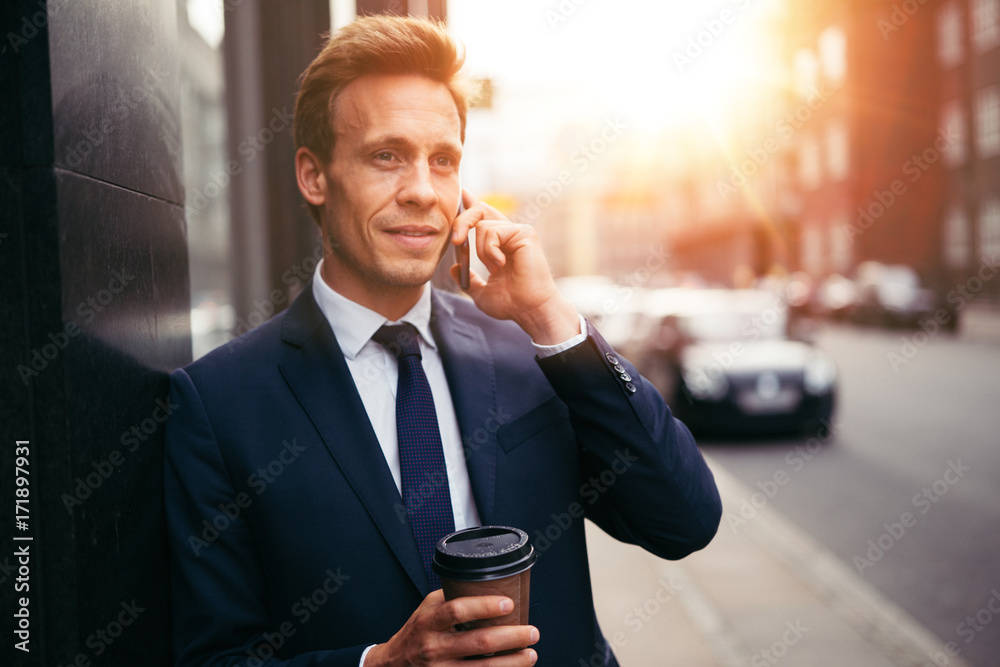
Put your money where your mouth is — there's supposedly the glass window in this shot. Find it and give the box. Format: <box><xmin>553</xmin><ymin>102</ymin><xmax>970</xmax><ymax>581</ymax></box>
<box><xmin>937</xmin><ymin>2</ymin><xmax>965</xmax><ymax>67</ymax></box>
<box><xmin>825</xmin><ymin>120</ymin><xmax>849</xmax><ymax>181</ymax></box>
<box><xmin>944</xmin><ymin>205</ymin><xmax>971</xmax><ymax>269</ymax></box>
<box><xmin>819</xmin><ymin>27</ymin><xmax>847</xmax><ymax>82</ymax></box>
<box><xmin>799</xmin><ymin>136</ymin><xmax>822</xmax><ymax>190</ymax></box>
<box><xmin>801</xmin><ymin>223</ymin><xmax>824</xmax><ymax>275</ymax></box>
<box><xmin>185</xmin><ymin>0</ymin><xmax>224</xmax><ymax>48</ymax></box>
<box><xmin>941</xmin><ymin>100</ymin><xmax>967</xmax><ymax>166</ymax></box>
<box><xmin>180</xmin><ymin>0</ymin><xmax>234</xmax><ymax>359</ymax></box>
<box><xmin>830</xmin><ymin>213</ymin><xmax>852</xmax><ymax>273</ymax></box>
<box><xmin>981</xmin><ymin>195</ymin><xmax>1000</xmax><ymax>257</ymax></box>
<box><xmin>972</xmin><ymin>0</ymin><xmax>1000</xmax><ymax>53</ymax></box>
<box><xmin>976</xmin><ymin>86</ymin><xmax>1000</xmax><ymax>157</ymax></box>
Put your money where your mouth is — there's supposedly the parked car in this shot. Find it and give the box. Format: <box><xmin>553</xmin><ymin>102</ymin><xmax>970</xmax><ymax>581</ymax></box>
<box><xmin>634</xmin><ymin>289</ymin><xmax>837</xmax><ymax>437</ymax></box>
<box><xmin>555</xmin><ymin>274</ymin><xmax>648</xmax><ymax>351</ymax></box>
<box><xmin>813</xmin><ymin>273</ymin><xmax>858</xmax><ymax>321</ymax></box>
<box><xmin>849</xmin><ymin>262</ymin><xmax>946</xmax><ymax>328</ymax></box>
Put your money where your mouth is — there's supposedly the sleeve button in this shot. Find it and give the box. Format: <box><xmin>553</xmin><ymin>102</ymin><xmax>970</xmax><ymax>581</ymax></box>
<box><xmin>625</xmin><ymin>382</ymin><xmax>637</xmax><ymax>393</ymax></box>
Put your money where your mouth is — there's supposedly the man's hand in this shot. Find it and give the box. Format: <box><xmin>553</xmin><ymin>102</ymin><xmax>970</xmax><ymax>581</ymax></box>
<box><xmin>450</xmin><ymin>192</ymin><xmax>580</xmax><ymax>345</ymax></box>
<box><xmin>364</xmin><ymin>590</ymin><xmax>539</xmax><ymax>666</ymax></box>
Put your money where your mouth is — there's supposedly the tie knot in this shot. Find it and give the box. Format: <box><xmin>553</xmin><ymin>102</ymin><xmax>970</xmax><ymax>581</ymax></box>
<box><xmin>372</xmin><ymin>323</ymin><xmax>422</xmax><ymax>359</ymax></box>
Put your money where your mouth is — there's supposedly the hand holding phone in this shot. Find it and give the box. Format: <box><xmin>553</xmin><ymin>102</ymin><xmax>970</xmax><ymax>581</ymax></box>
<box><xmin>455</xmin><ymin>199</ymin><xmax>470</xmax><ymax>290</ymax></box>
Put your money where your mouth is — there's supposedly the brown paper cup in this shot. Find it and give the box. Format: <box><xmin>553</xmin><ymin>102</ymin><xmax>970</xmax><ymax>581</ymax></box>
<box><xmin>433</xmin><ymin>526</ymin><xmax>537</xmax><ymax>658</ymax></box>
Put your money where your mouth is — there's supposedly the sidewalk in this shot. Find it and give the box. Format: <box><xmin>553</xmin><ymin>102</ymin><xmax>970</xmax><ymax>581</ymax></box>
<box><xmin>586</xmin><ymin>459</ymin><xmax>970</xmax><ymax>667</ymax></box>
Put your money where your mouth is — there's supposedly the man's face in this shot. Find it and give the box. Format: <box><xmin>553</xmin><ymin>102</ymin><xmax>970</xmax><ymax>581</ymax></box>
<box><xmin>318</xmin><ymin>73</ymin><xmax>462</xmax><ymax>308</ymax></box>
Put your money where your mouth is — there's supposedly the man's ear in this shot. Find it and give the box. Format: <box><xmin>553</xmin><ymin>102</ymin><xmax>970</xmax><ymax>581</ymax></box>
<box><xmin>295</xmin><ymin>146</ymin><xmax>327</xmax><ymax>208</ymax></box>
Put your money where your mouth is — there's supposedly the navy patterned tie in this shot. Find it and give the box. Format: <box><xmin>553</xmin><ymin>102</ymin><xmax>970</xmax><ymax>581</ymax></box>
<box><xmin>372</xmin><ymin>323</ymin><xmax>455</xmax><ymax>589</ymax></box>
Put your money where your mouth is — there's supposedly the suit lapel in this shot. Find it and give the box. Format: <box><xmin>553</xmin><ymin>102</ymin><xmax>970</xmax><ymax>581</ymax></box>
<box><xmin>277</xmin><ymin>286</ymin><xmax>429</xmax><ymax>594</ymax></box>
<box><xmin>430</xmin><ymin>291</ymin><xmax>498</xmax><ymax>525</ymax></box>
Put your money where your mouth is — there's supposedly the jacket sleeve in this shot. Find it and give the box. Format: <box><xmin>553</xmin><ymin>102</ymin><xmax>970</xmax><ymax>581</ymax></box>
<box><xmin>535</xmin><ymin>320</ymin><xmax>722</xmax><ymax>560</ymax></box>
<box><xmin>164</xmin><ymin>368</ymin><xmax>370</xmax><ymax>667</ymax></box>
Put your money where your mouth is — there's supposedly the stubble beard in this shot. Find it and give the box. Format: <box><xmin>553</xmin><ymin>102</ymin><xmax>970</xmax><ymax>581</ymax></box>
<box><xmin>324</xmin><ymin>223</ymin><xmax>449</xmax><ymax>292</ymax></box>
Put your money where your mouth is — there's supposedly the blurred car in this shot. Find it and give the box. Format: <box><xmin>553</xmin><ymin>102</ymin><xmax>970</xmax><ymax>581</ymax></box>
<box><xmin>813</xmin><ymin>273</ymin><xmax>858</xmax><ymax>321</ymax></box>
<box><xmin>849</xmin><ymin>262</ymin><xmax>948</xmax><ymax>328</ymax></box>
<box><xmin>634</xmin><ymin>289</ymin><xmax>837</xmax><ymax>437</ymax></box>
<box><xmin>555</xmin><ymin>274</ymin><xmax>649</xmax><ymax>351</ymax></box>
<box><xmin>768</xmin><ymin>271</ymin><xmax>814</xmax><ymax>319</ymax></box>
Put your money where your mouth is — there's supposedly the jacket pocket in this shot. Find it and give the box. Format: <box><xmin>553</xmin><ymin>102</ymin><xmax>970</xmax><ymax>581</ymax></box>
<box><xmin>496</xmin><ymin>397</ymin><xmax>570</xmax><ymax>454</ymax></box>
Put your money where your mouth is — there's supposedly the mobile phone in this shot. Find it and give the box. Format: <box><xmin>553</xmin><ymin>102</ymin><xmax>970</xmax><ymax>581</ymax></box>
<box><xmin>455</xmin><ymin>199</ymin><xmax>470</xmax><ymax>290</ymax></box>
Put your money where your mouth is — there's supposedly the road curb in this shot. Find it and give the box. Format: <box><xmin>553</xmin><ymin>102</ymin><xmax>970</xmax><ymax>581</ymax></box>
<box><xmin>708</xmin><ymin>459</ymin><xmax>971</xmax><ymax>667</ymax></box>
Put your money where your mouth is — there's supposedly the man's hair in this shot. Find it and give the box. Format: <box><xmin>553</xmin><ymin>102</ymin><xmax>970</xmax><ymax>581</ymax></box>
<box><xmin>294</xmin><ymin>15</ymin><xmax>469</xmax><ymax>223</ymax></box>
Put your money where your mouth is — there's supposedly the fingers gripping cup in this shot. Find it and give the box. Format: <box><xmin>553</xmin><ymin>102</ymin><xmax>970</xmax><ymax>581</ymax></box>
<box><xmin>432</xmin><ymin>526</ymin><xmax>537</xmax><ymax>657</ymax></box>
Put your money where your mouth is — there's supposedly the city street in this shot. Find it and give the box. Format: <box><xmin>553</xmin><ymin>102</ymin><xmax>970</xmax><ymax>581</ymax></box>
<box><xmin>701</xmin><ymin>315</ymin><xmax>1000</xmax><ymax>667</ymax></box>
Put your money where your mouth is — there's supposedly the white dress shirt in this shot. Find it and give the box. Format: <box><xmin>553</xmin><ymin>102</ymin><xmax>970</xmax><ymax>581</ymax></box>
<box><xmin>309</xmin><ymin>261</ymin><xmax>585</xmax><ymax>666</ymax></box>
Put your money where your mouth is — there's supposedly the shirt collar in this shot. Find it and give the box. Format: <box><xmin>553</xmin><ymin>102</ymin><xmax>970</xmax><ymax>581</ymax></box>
<box><xmin>311</xmin><ymin>259</ymin><xmax>437</xmax><ymax>360</ymax></box>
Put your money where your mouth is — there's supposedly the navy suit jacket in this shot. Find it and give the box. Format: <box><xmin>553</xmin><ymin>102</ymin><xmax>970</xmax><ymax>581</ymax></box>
<box><xmin>164</xmin><ymin>284</ymin><xmax>722</xmax><ymax>666</ymax></box>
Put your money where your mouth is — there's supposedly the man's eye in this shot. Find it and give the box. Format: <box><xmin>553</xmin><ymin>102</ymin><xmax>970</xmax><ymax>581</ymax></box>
<box><xmin>375</xmin><ymin>152</ymin><xmax>395</xmax><ymax>162</ymax></box>
<box><xmin>435</xmin><ymin>156</ymin><xmax>455</xmax><ymax>167</ymax></box>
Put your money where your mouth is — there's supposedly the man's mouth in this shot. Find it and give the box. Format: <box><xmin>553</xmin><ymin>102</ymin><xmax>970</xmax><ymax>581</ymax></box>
<box><xmin>384</xmin><ymin>226</ymin><xmax>441</xmax><ymax>249</ymax></box>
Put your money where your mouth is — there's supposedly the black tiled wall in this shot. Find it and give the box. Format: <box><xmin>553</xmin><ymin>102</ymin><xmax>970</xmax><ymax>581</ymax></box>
<box><xmin>2</xmin><ymin>1</ymin><xmax>189</xmax><ymax>665</ymax></box>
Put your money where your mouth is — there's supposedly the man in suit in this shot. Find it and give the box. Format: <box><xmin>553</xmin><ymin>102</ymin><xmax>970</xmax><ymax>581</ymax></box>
<box><xmin>165</xmin><ymin>15</ymin><xmax>722</xmax><ymax>666</ymax></box>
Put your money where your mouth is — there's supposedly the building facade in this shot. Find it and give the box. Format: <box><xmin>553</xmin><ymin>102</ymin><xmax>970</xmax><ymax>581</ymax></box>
<box><xmin>650</xmin><ymin>0</ymin><xmax>1000</xmax><ymax>300</ymax></box>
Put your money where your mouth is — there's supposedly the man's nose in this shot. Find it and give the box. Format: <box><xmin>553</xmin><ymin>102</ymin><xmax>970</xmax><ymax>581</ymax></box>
<box><xmin>396</xmin><ymin>162</ymin><xmax>438</xmax><ymax>209</ymax></box>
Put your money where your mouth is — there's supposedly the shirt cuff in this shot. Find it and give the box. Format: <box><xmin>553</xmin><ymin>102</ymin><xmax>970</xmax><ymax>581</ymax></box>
<box><xmin>532</xmin><ymin>314</ymin><xmax>588</xmax><ymax>358</ymax></box>
<box><xmin>360</xmin><ymin>644</ymin><xmax>376</xmax><ymax>666</ymax></box>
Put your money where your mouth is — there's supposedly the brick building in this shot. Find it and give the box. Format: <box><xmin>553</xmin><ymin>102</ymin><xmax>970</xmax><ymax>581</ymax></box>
<box><xmin>658</xmin><ymin>0</ymin><xmax>1000</xmax><ymax>299</ymax></box>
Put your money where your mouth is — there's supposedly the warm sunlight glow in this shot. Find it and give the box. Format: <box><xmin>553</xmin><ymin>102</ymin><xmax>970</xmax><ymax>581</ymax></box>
<box><xmin>450</xmin><ymin>0</ymin><xmax>785</xmax><ymax>131</ymax></box>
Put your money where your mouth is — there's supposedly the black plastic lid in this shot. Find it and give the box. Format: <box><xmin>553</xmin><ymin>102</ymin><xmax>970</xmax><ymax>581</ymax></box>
<box><xmin>432</xmin><ymin>526</ymin><xmax>537</xmax><ymax>581</ymax></box>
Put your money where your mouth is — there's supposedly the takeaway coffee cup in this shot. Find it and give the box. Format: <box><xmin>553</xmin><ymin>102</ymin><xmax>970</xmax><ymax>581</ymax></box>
<box><xmin>432</xmin><ymin>526</ymin><xmax>537</xmax><ymax>656</ymax></box>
